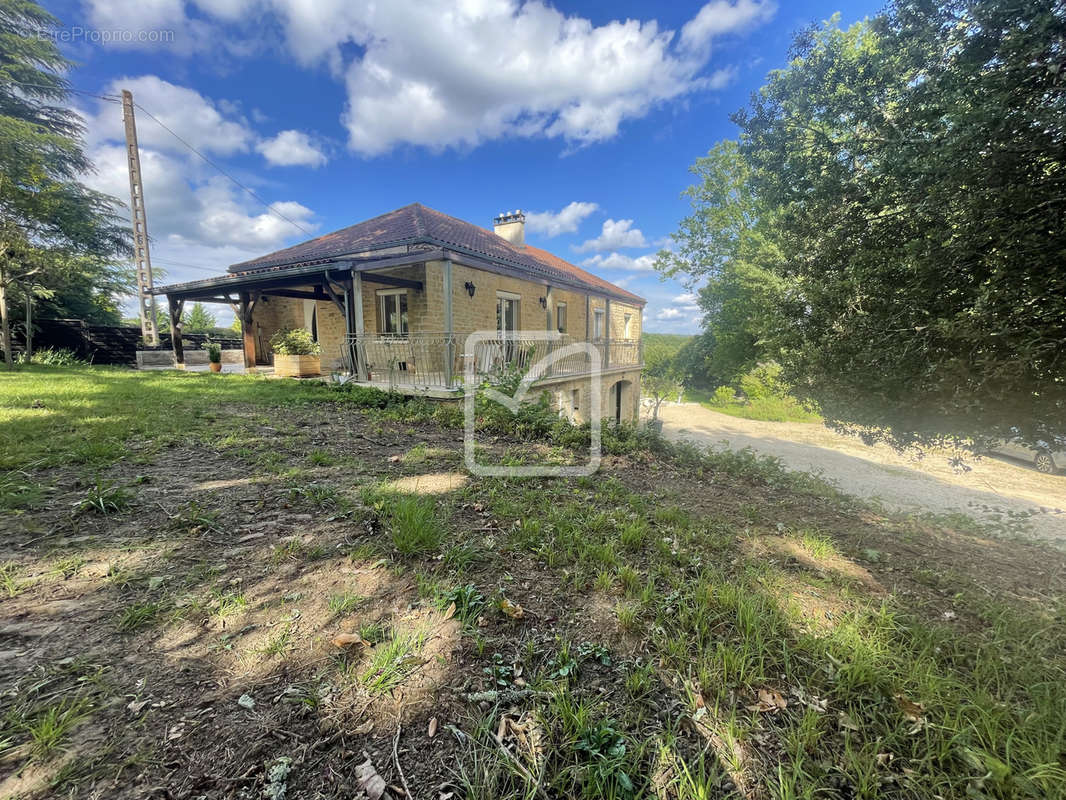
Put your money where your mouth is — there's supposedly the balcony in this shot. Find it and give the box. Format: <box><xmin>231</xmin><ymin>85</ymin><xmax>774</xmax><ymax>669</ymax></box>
<box><xmin>344</xmin><ymin>332</ymin><xmax>642</xmax><ymax>393</ymax></box>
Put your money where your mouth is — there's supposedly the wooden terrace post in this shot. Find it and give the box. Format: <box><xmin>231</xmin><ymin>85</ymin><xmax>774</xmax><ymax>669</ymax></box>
<box><xmin>238</xmin><ymin>291</ymin><xmax>257</xmax><ymax>370</ymax></box>
<box><xmin>349</xmin><ymin>271</ymin><xmax>366</xmax><ymax>380</ymax></box>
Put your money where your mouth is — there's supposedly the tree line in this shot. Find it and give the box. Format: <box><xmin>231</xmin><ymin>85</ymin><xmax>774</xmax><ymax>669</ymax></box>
<box><xmin>0</xmin><ymin>0</ymin><xmax>131</xmax><ymax>366</ymax></box>
<box><xmin>657</xmin><ymin>0</ymin><xmax>1065</xmax><ymax>447</ymax></box>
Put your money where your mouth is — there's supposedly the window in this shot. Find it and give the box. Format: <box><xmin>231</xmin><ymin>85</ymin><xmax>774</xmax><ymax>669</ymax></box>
<box><xmin>623</xmin><ymin>313</ymin><xmax>633</xmax><ymax>339</ymax></box>
<box><xmin>497</xmin><ymin>292</ymin><xmax>520</xmax><ymax>335</ymax></box>
<box><xmin>593</xmin><ymin>308</ymin><xmax>605</xmax><ymax>340</ymax></box>
<box><xmin>556</xmin><ymin>302</ymin><xmax>567</xmax><ymax>334</ymax></box>
<box><xmin>378</xmin><ymin>290</ymin><xmax>408</xmax><ymax>335</ymax></box>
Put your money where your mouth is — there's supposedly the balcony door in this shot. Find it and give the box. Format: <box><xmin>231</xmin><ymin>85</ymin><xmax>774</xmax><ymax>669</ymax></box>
<box><xmin>497</xmin><ymin>294</ymin><xmax>519</xmax><ymax>337</ymax></box>
<box><xmin>496</xmin><ymin>293</ymin><xmax>520</xmax><ymax>365</ymax></box>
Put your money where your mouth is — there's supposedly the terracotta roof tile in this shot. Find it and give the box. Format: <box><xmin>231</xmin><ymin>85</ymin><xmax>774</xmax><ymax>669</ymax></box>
<box><xmin>228</xmin><ymin>203</ymin><xmax>644</xmax><ymax>304</ymax></box>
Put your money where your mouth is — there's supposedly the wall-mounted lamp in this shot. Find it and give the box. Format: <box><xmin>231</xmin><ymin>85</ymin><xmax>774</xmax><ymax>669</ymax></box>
<box><xmin>464</xmin><ymin>281</ymin><xmax>476</xmax><ymax>298</ymax></box>
<box><xmin>538</xmin><ymin>296</ymin><xmax>547</xmax><ymax>309</ymax></box>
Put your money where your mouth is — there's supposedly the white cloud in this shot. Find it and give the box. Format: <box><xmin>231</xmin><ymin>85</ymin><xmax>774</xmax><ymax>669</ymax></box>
<box><xmin>87</xmin><ymin>75</ymin><xmax>254</xmax><ymax>156</ymax></box>
<box><xmin>656</xmin><ymin>308</ymin><xmax>685</xmax><ymax>320</ymax></box>
<box><xmin>84</xmin><ymin>0</ymin><xmax>186</xmax><ymax>39</ymax></box>
<box><xmin>708</xmin><ymin>65</ymin><xmax>739</xmax><ymax>89</ymax></box>
<box><xmin>78</xmin><ymin>82</ymin><xmax>319</xmax><ymax>314</ymax></box>
<box><xmin>680</xmin><ymin>0</ymin><xmax>777</xmax><ymax>53</ymax></box>
<box><xmin>673</xmin><ymin>292</ymin><xmax>701</xmax><ymax>312</ymax></box>
<box><xmin>577</xmin><ymin>219</ymin><xmax>648</xmax><ymax>252</ymax></box>
<box><xmin>581</xmin><ymin>252</ymin><xmax>657</xmax><ymax>272</ymax></box>
<box><xmin>525</xmin><ymin>201</ymin><xmax>599</xmax><ymax>237</ymax></box>
<box><xmin>256</xmin><ymin>130</ymin><xmax>328</xmax><ymax>167</ymax></box>
<box><xmin>83</xmin><ymin>0</ymin><xmax>777</xmax><ymax>153</ymax></box>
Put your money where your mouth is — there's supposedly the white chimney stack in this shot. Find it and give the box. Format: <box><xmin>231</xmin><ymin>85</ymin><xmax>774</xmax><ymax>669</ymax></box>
<box><xmin>493</xmin><ymin>209</ymin><xmax>525</xmax><ymax>248</ymax></box>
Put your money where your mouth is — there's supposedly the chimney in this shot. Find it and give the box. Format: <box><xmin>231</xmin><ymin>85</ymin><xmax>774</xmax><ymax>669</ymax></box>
<box><xmin>493</xmin><ymin>210</ymin><xmax>525</xmax><ymax>248</ymax></box>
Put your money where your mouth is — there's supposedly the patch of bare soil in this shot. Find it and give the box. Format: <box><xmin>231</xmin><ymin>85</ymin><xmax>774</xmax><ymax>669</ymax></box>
<box><xmin>3</xmin><ymin>404</ymin><xmax>1066</xmax><ymax>798</ymax></box>
<box><xmin>0</xmin><ymin>411</ymin><xmax>657</xmax><ymax>798</ymax></box>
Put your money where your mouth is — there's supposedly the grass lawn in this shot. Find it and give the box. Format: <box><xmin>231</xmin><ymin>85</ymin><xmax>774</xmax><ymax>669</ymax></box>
<box><xmin>2</xmin><ymin>365</ymin><xmax>1065</xmax><ymax>799</ymax></box>
<box><xmin>685</xmin><ymin>387</ymin><xmax>824</xmax><ymax>424</ymax></box>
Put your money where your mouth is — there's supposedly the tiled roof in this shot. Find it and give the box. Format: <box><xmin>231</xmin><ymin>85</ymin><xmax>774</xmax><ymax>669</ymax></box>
<box><xmin>228</xmin><ymin>203</ymin><xmax>645</xmax><ymax>304</ymax></box>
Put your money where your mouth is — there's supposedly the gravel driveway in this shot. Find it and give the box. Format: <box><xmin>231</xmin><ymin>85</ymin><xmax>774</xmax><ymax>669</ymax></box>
<box><xmin>657</xmin><ymin>403</ymin><xmax>1066</xmax><ymax>547</ymax></box>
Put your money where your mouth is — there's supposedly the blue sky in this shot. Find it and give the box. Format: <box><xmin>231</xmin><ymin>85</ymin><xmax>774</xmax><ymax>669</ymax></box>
<box><xmin>48</xmin><ymin>0</ymin><xmax>880</xmax><ymax>331</ymax></box>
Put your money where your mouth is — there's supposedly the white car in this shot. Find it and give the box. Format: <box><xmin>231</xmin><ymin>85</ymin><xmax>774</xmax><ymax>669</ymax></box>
<box><xmin>989</xmin><ymin>434</ymin><xmax>1065</xmax><ymax>475</ymax></box>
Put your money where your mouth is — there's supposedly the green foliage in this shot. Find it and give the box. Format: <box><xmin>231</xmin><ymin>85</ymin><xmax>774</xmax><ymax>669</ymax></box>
<box><xmin>117</xmin><ymin>602</ymin><xmax>162</xmax><ymax>632</ymax></box>
<box><xmin>697</xmin><ymin>363</ymin><xmax>822</xmax><ymax>423</ymax></box>
<box><xmin>74</xmin><ymin>479</ymin><xmax>132</xmax><ymax>515</ymax></box>
<box><xmin>441</xmin><ymin>583</ymin><xmax>486</xmax><ymax>624</ymax></box>
<box><xmin>660</xmin><ymin>2</ymin><xmax>1066</xmax><ymax>445</ymax></box>
<box><xmin>205</xmin><ymin>342</ymin><xmax>222</xmax><ymax>363</ymax></box>
<box><xmin>269</xmin><ymin>328</ymin><xmax>320</xmax><ymax>356</ymax></box>
<box><xmin>183</xmin><ymin>303</ymin><xmax>218</xmax><ymax>334</ymax></box>
<box><xmin>0</xmin><ymin>1</ymin><xmax>130</xmax><ymax>365</ymax></box>
<box><xmin>16</xmin><ymin>347</ymin><xmax>84</xmax><ymax>366</ymax></box>
<box><xmin>364</xmin><ymin>487</ymin><xmax>444</xmax><ymax>556</ymax></box>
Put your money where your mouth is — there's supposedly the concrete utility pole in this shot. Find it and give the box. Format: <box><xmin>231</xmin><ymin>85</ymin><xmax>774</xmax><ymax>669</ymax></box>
<box><xmin>122</xmin><ymin>89</ymin><xmax>159</xmax><ymax>346</ymax></box>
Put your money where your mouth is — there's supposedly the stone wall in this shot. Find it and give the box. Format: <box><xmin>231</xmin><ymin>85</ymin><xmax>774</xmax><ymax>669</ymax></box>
<box><xmin>243</xmin><ymin>262</ymin><xmax>645</xmax><ymax>392</ymax></box>
<box><xmin>249</xmin><ymin>293</ymin><xmax>347</xmax><ymax>371</ymax></box>
<box><xmin>538</xmin><ymin>367</ymin><xmax>642</xmax><ymax>424</ymax></box>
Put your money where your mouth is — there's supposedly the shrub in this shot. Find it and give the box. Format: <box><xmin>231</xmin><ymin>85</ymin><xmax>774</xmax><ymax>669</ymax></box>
<box><xmin>269</xmin><ymin>328</ymin><xmax>320</xmax><ymax>356</ymax></box>
<box><xmin>17</xmin><ymin>347</ymin><xmax>85</xmax><ymax>366</ymax></box>
<box><xmin>206</xmin><ymin>342</ymin><xmax>222</xmax><ymax>363</ymax></box>
<box><xmin>388</xmin><ymin>495</ymin><xmax>443</xmax><ymax>555</ymax></box>
<box><xmin>712</xmin><ymin>385</ymin><xmax>736</xmax><ymax>405</ymax></box>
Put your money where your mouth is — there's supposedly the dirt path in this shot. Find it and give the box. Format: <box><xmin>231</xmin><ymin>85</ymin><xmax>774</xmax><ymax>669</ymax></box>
<box><xmin>657</xmin><ymin>403</ymin><xmax>1066</xmax><ymax>546</ymax></box>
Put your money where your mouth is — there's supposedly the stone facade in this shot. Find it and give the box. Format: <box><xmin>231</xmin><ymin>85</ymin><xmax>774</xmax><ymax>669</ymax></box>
<box><xmin>246</xmin><ymin>258</ymin><xmax>644</xmax><ymax>421</ymax></box>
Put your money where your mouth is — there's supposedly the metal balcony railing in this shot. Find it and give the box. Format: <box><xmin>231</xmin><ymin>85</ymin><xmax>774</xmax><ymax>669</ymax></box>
<box><xmin>344</xmin><ymin>332</ymin><xmax>642</xmax><ymax>391</ymax></box>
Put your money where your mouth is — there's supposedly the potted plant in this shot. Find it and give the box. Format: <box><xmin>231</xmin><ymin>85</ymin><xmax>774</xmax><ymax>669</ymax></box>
<box><xmin>207</xmin><ymin>341</ymin><xmax>223</xmax><ymax>372</ymax></box>
<box><xmin>642</xmin><ymin>366</ymin><xmax>683</xmax><ymax>434</ymax></box>
<box><xmin>269</xmin><ymin>328</ymin><xmax>321</xmax><ymax>377</ymax></box>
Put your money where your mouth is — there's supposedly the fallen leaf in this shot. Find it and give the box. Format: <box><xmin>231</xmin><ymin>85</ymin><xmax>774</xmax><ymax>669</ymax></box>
<box><xmin>499</xmin><ymin>598</ymin><xmax>524</xmax><ymax>619</ymax></box>
<box><xmin>332</xmin><ymin>633</ymin><xmax>366</xmax><ymax>648</ymax></box>
<box><xmin>355</xmin><ymin>755</ymin><xmax>387</xmax><ymax>800</ymax></box>
<box><xmin>442</xmin><ymin>602</ymin><xmax>457</xmax><ymax>620</ymax></box>
<box><xmin>895</xmin><ymin>694</ymin><xmax>925</xmax><ymax>722</ymax></box>
<box><xmin>353</xmin><ymin>719</ymin><xmax>374</xmax><ymax>735</ymax></box>
<box><xmin>838</xmin><ymin>711</ymin><xmax>860</xmax><ymax>731</ymax></box>
<box><xmin>388</xmin><ymin>454</ymin><xmax>402</xmax><ymax>463</ymax></box>
<box><xmin>428</xmin><ymin>716</ymin><xmax>438</xmax><ymax>738</ymax></box>
<box><xmin>746</xmin><ymin>688</ymin><xmax>787</xmax><ymax>713</ymax></box>
<box><xmin>127</xmin><ymin>698</ymin><xmax>149</xmax><ymax>714</ymax></box>
<box><xmin>496</xmin><ymin>714</ymin><xmax>508</xmax><ymax>743</ymax></box>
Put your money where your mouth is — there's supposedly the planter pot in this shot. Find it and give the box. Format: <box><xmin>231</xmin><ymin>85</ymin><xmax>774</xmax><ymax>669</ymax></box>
<box><xmin>274</xmin><ymin>354</ymin><xmax>321</xmax><ymax>378</ymax></box>
<box><xmin>647</xmin><ymin>418</ymin><xmax>663</xmax><ymax>435</ymax></box>
<box><xmin>209</xmin><ymin>361</ymin><xmax>222</xmax><ymax>373</ymax></box>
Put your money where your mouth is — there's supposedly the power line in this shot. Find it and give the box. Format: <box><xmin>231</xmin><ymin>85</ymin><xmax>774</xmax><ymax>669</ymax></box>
<box><xmin>130</xmin><ymin>101</ymin><xmax>315</xmax><ymax>238</ymax></box>
<box><xmin>9</xmin><ymin>78</ymin><xmax>315</xmax><ymax>240</ymax></box>
<box><xmin>7</xmin><ymin>78</ymin><xmax>121</xmax><ymax>104</ymax></box>
<box><xmin>152</xmin><ymin>258</ymin><xmax>229</xmax><ymax>274</ymax></box>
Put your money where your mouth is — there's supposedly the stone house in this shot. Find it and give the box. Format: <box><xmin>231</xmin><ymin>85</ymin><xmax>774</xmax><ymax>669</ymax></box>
<box><xmin>155</xmin><ymin>203</ymin><xmax>645</xmax><ymax>422</ymax></box>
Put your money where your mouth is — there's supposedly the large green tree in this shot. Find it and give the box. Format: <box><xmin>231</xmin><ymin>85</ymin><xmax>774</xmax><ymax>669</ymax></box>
<box><xmin>182</xmin><ymin>302</ymin><xmax>217</xmax><ymax>333</ymax></box>
<box><xmin>0</xmin><ymin>0</ymin><xmax>129</xmax><ymax>364</ymax></box>
<box><xmin>656</xmin><ymin>141</ymin><xmax>786</xmax><ymax>385</ymax></box>
<box><xmin>663</xmin><ymin>0</ymin><xmax>1066</xmax><ymax>446</ymax></box>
